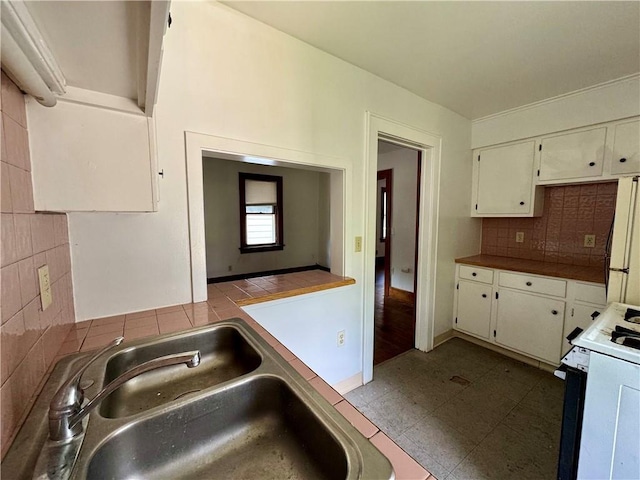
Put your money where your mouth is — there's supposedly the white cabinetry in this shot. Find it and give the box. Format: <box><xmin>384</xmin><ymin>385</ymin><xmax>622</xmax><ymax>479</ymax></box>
<box><xmin>453</xmin><ymin>264</ymin><xmax>606</xmax><ymax>365</ymax></box>
<box><xmin>472</xmin><ymin>117</ymin><xmax>639</xmax><ymax>195</ymax></box>
<box><xmin>538</xmin><ymin>127</ymin><xmax>606</xmax><ymax>181</ymax></box>
<box><xmin>495</xmin><ymin>288</ymin><xmax>564</xmax><ymax>364</ymax></box>
<box><xmin>27</xmin><ymin>93</ymin><xmax>158</xmax><ymax>212</ymax></box>
<box><xmin>578</xmin><ymin>352</ymin><xmax>640</xmax><ymax>480</ymax></box>
<box><xmin>562</xmin><ymin>282</ymin><xmax>607</xmax><ymax>355</ymax></box>
<box><xmin>611</xmin><ymin>119</ymin><xmax>640</xmax><ymax>176</ymax></box>
<box><xmin>471</xmin><ymin>140</ymin><xmax>543</xmax><ymax>217</ymax></box>
<box><xmin>455</xmin><ymin>266</ymin><xmax>493</xmax><ymax>340</ymax></box>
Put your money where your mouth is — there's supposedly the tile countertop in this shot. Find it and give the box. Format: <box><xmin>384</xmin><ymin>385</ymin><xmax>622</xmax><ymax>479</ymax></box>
<box><xmin>455</xmin><ymin>254</ymin><xmax>605</xmax><ymax>284</ymax></box>
<box><xmin>42</xmin><ymin>268</ymin><xmax>434</xmax><ymax>480</ymax></box>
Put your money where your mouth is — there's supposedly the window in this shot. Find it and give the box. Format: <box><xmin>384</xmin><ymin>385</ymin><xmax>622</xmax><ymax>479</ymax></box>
<box><xmin>239</xmin><ymin>172</ymin><xmax>284</xmax><ymax>253</ymax></box>
<box><xmin>380</xmin><ymin>187</ymin><xmax>387</xmax><ymax>241</ymax></box>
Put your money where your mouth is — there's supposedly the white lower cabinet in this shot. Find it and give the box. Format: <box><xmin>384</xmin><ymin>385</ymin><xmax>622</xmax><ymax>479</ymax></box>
<box><xmin>562</xmin><ymin>303</ymin><xmax>605</xmax><ymax>356</ymax></box>
<box><xmin>456</xmin><ymin>280</ymin><xmax>492</xmax><ymax>339</ymax></box>
<box><xmin>495</xmin><ymin>289</ymin><xmax>564</xmax><ymax>364</ymax></box>
<box><xmin>453</xmin><ymin>264</ymin><xmax>606</xmax><ymax>365</ymax></box>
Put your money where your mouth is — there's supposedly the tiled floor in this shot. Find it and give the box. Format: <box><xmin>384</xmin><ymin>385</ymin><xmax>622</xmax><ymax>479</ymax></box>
<box><xmin>55</xmin><ymin>269</ymin><xmax>349</xmax><ymax>357</ymax></box>
<box><xmin>345</xmin><ymin>338</ymin><xmax>563</xmax><ymax>480</ymax></box>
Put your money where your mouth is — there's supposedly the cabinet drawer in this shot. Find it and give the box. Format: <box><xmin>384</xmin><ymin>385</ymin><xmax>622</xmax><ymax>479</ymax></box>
<box><xmin>499</xmin><ymin>272</ymin><xmax>566</xmax><ymax>297</ymax></box>
<box><xmin>459</xmin><ymin>265</ymin><xmax>494</xmax><ymax>284</ymax></box>
<box><xmin>574</xmin><ymin>282</ymin><xmax>606</xmax><ymax>305</ymax></box>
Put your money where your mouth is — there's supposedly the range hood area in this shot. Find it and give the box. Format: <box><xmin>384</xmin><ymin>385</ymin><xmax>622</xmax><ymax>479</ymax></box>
<box><xmin>0</xmin><ymin>0</ymin><xmax>169</xmax><ymax>116</ymax></box>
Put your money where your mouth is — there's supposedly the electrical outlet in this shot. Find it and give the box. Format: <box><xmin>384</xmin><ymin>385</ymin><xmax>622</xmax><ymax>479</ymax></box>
<box><xmin>337</xmin><ymin>330</ymin><xmax>345</xmax><ymax>347</ymax></box>
<box><xmin>515</xmin><ymin>232</ymin><xmax>524</xmax><ymax>243</ymax></box>
<box><xmin>38</xmin><ymin>265</ymin><xmax>52</xmax><ymax>310</ymax></box>
<box><xmin>228</xmin><ymin>265</ymin><xmax>232</xmax><ymax>272</ymax></box>
<box><xmin>584</xmin><ymin>234</ymin><xmax>596</xmax><ymax>248</ymax></box>
<box><xmin>355</xmin><ymin>236</ymin><xmax>362</xmax><ymax>253</ymax></box>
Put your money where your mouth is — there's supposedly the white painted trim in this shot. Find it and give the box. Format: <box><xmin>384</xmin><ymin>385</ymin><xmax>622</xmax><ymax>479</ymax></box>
<box><xmin>333</xmin><ymin>372</ymin><xmax>363</xmax><ymax>395</ymax></box>
<box><xmin>142</xmin><ymin>0</ymin><xmax>170</xmax><ymax>116</ymax></box>
<box><xmin>185</xmin><ymin>131</ymin><xmax>348</xmax><ymax>303</ymax></box>
<box><xmin>473</xmin><ymin>74</ymin><xmax>640</xmax><ymax>125</ymax></box>
<box><xmin>60</xmin><ymin>86</ymin><xmax>144</xmax><ymax>115</ymax></box>
<box><xmin>363</xmin><ymin>112</ymin><xmax>441</xmax><ymax>383</ymax></box>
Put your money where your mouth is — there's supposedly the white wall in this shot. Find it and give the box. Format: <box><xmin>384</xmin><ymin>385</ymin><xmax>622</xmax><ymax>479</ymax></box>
<box><xmin>202</xmin><ymin>157</ymin><xmax>329</xmax><ymax>278</ymax></box>
<box><xmin>66</xmin><ymin>2</ymin><xmax>477</xmax><ymax>343</ymax></box>
<box><xmin>472</xmin><ymin>75</ymin><xmax>640</xmax><ymax>148</ymax></box>
<box><xmin>378</xmin><ymin>148</ymin><xmax>419</xmax><ymax>292</ymax></box>
<box><xmin>243</xmin><ymin>285</ymin><xmax>360</xmax><ymax>385</ymax></box>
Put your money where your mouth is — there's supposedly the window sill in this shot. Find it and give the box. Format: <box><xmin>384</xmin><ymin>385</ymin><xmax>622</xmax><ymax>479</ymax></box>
<box><xmin>240</xmin><ymin>245</ymin><xmax>285</xmax><ymax>254</ymax></box>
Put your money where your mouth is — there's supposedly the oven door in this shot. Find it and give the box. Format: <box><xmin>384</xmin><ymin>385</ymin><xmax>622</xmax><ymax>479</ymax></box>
<box><xmin>556</xmin><ymin>365</ymin><xmax>588</xmax><ymax>480</ymax></box>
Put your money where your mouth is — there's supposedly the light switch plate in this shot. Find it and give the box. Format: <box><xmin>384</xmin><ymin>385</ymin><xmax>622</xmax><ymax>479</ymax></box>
<box><xmin>355</xmin><ymin>236</ymin><xmax>362</xmax><ymax>252</ymax></box>
<box><xmin>515</xmin><ymin>232</ymin><xmax>524</xmax><ymax>243</ymax></box>
<box><xmin>38</xmin><ymin>265</ymin><xmax>52</xmax><ymax>310</ymax></box>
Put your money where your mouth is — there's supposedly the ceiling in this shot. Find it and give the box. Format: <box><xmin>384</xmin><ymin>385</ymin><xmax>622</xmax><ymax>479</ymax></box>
<box><xmin>224</xmin><ymin>1</ymin><xmax>640</xmax><ymax>120</ymax></box>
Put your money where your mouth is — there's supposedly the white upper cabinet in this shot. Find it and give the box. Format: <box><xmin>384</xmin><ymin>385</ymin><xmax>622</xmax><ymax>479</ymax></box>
<box><xmin>538</xmin><ymin>127</ymin><xmax>606</xmax><ymax>182</ymax></box>
<box><xmin>611</xmin><ymin>119</ymin><xmax>640</xmax><ymax>176</ymax></box>
<box><xmin>27</xmin><ymin>95</ymin><xmax>158</xmax><ymax>212</ymax></box>
<box><xmin>471</xmin><ymin>140</ymin><xmax>543</xmax><ymax>217</ymax></box>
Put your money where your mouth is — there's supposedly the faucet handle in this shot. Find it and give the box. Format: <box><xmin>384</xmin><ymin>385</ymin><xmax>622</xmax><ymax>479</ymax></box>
<box><xmin>50</xmin><ymin>336</ymin><xmax>124</xmax><ymax>413</ymax></box>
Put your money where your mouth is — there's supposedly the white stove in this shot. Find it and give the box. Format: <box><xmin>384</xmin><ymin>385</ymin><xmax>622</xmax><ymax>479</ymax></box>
<box><xmin>573</xmin><ymin>302</ymin><xmax>640</xmax><ymax>365</ymax></box>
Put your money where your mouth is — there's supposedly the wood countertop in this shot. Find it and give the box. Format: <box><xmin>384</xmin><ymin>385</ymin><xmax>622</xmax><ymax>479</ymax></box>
<box><xmin>455</xmin><ymin>255</ymin><xmax>606</xmax><ymax>284</ymax></box>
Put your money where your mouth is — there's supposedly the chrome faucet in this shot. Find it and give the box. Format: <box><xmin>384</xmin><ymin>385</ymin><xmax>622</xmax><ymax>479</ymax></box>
<box><xmin>48</xmin><ymin>336</ymin><xmax>201</xmax><ymax>441</ymax></box>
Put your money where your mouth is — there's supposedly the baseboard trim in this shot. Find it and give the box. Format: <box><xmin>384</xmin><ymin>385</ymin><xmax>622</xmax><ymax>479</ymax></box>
<box><xmin>208</xmin><ymin>264</ymin><xmax>330</xmax><ymax>284</ymax></box>
<box><xmin>451</xmin><ymin>331</ymin><xmax>557</xmax><ymax>371</ymax></box>
<box><xmin>433</xmin><ymin>329</ymin><xmax>454</xmax><ymax>348</ymax></box>
<box><xmin>388</xmin><ymin>287</ymin><xmax>414</xmax><ymax>304</ymax></box>
<box><xmin>333</xmin><ymin>372</ymin><xmax>363</xmax><ymax>395</ymax></box>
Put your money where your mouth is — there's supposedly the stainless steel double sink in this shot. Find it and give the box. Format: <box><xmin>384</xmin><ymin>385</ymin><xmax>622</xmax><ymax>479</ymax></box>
<box><xmin>2</xmin><ymin>319</ymin><xmax>394</xmax><ymax>479</ymax></box>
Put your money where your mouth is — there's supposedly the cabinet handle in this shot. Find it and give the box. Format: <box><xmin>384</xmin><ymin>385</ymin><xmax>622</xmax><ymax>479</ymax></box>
<box><xmin>519</xmin><ymin>201</ymin><xmax>525</xmax><ymax>206</ymax></box>
<box><xmin>472</xmin><ymin>272</ymin><xmax>477</xmax><ymax>277</ymax></box>
<box><xmin>619</xmin><ymin>158</ymin><xmax>627</xmax><ymax>163</ymax></box>
<box><xmin>589</xmin><ymin>162</ymin><xmax>596</xmax><ymax>167</ymax></box>
<box><xmin>526</xmin><ymin>281</ymin><xmax>532</xmax><ymax>286</ymax></box>
<box><xmin>482</xmin><ymin>294</ymin><xmax>487</xmax><ymax>298</ymax></box>
<box><xmin>551</xmin><ymin>310</ymin><xmax>558</xmax><ymax>315</ymax></box>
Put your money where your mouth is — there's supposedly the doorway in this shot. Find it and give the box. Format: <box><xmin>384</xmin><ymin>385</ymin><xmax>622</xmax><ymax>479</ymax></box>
<box><xmin>373</xmin><ymin>142</ymin><xmax>421</xmax><ymax>365</ymax></box>
<box><xmin>363</xmin><ymin>113</ymin><xmax>442</xmax><ymax>383</ymax></box>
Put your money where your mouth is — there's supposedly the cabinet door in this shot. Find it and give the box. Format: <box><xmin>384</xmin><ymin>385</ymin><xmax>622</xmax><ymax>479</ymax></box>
<box><xmin>456</xmin><ymin>280</ymin><xmax>492</xmax><ymax>339</ymax></box>
<box><xmin>562</xmin><ymin>303</ymin><xmax>604</xmax><ymax>356</ymax></box>
<box><xmin>611</xmin><ymin>119</ymin><xmax>640</xmax><ymax>175</ymax></box>
<box><xmin>475</xmin><ymin>141</ymin><xmax>536</xmax><ymax>215</ymax></box>
<box><xmin>495</xmin><ymin>289</ymin><xmax>565</xmax><ymax>363</ymax></box>
<box><xmin>539</xmin><ymin>127</ymin><xmax>606</xmax><ymax>181</ymax></box>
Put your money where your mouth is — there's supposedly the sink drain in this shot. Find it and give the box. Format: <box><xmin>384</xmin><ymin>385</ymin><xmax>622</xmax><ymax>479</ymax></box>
<box><xmin>173</xmin><ymin>389</ymin><xmax>201</xmax><ymax>400</ymax></box>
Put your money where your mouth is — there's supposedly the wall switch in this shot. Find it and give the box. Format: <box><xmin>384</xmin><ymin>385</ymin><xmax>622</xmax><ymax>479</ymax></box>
<box><xmin>515</xmin><ymin>232</ymin><xmax>524</xmax><ymax>243</ymax></box>
<box><xmin>355</xmin><ymin>236</ymin><xmax>362</xmax><ymax>252</ymax></box>
<box><xmin>584</xmin><ymin>234</ymin><xmax>596</xmax><ymax>248</ymax></box>
<box><xmin>38</xmin><ymin>265</ymin><xmax>52</xmax><ymax>311</ymax></box>
<box><xmin>337</xmin><ymin>330</ymin><xmax>345</xmax><ymax>347</ymax></box>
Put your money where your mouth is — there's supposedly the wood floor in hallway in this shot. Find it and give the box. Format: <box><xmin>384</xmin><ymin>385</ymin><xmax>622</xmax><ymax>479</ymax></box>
<box><xmin>374</xmin><ymin>262</ymin><xmax>415</xmax><ymax>365</ymax></box>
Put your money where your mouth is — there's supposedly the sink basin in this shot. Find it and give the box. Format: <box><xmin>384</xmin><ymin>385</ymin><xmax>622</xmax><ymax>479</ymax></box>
<box><xmin>3</xmin><ymin>319</ymin><xmax>393</xmax><ymax>480</ymax></box>
<box><xmin>99</xmin><ymin>326</ymin><xmax>262</xmax><ymax>418</ymax></box>
<box><xmin>87</xmin><ymin>376</ymin><xmax>348</xmax><ymax>480</ymax></box>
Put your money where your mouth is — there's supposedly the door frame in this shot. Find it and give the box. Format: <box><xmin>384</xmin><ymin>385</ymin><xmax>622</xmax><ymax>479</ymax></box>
<box><xmin>377</xmin><ymin>169</ymin><xmax>393</xmax><ymax>297</ymax></box>
<box><xmin>363</xmin><ymin>113</ymin><xmax>441</xmax><ymax>383</ymax></box>
<box><xmin>184</xmin><ymin>131</ymin><xmax>347</xmax><ymax>302</ymax></box>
